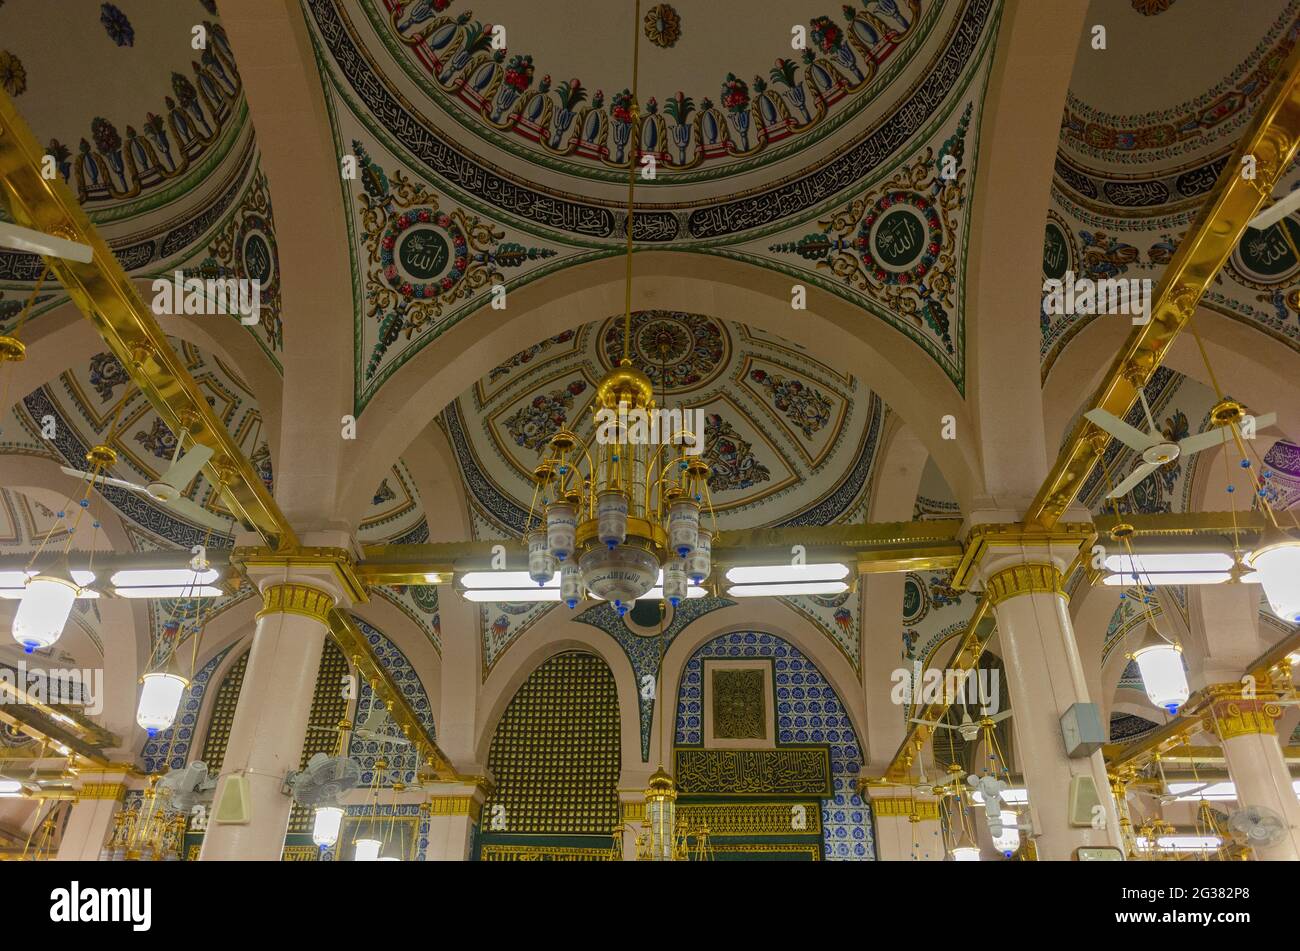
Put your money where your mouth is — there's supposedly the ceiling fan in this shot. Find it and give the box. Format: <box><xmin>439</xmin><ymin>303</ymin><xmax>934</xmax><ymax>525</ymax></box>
<box><xmin>60</xmin><ymin>430</ymin><xmax>233</xmax><ymax>531</ymax></box>
<box><xmin>1085</xmin><ymin>390</ymin><xmax>1276</xmax><ymax>498</ymax></box>
<box><xmin>0</xmin><ymin>221</ymin><xmax>93</xmax><ymax>263</ymax></box>
<box><xmin>909</xmin><ymin>705</ymin><xmax>1011</xmax><ymax>742</ymax></box>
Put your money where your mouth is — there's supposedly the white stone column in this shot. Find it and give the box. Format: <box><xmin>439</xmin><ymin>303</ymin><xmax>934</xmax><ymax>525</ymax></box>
<box><xmin>55</xmin><ymin>770</ymin><xmax>130</xmax><ymax>860</ymax></box>
<box><xmin>1183</xmin><ymin>584</ymin><xmax>1300</xmax><ymax>860</ymax></box>
<box><xmin>863</xmin><ymin>785</ymin><xmax>944</xmax><ymax>860</ymax></box>
<box><xmin>1203</xmin><ymin>685</ymin><xmax>1300</xmax><ymax>861</ymax></box>
<box><xmin>974</xmin><ymin>538</ymin><xmax>1122</xmax><ymax>859</ymax></box>
<box><xmin>424</xmin><ymin>782</ymin><xmax>488</xmax><ymax>860</ymax></box>
<box><xmin>200</xmin><ymin>541</ymin><xmax>359</xmax><ymax>861</ymax></box>
<box><xmin>434</xmin><ymin>587</ymin><xmax>486</xmax><ymax>773</ymax></box>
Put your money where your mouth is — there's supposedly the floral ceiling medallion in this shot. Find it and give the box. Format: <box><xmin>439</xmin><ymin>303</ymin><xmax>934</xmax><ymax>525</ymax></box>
<box><xmin>644</xmin><ymin>4</ymin><xmax>682</xmax><ymax>49</ymax></box>
<box><xmin>0</xmin><ymin>50</ymin><xmax>25</xmax><ymax>97</ymax></box>
<box><xmin>100</xmin><ymin>3</ymin><xmax>135</xmax><ymax>47</ymax></box>
<box><xmin>1131</xmin><ymin>0</ymin><xmax>1176</xmax><ymax>15</ymax></box>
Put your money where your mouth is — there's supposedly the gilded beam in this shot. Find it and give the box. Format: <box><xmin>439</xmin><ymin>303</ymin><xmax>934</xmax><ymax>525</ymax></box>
<box><xmin>1094</xmin><ymin>511</ymin><xmax>1270</xmax><ymax>539</ymax></box>
<box><xmin>356</xmin><ymin>521</ymin><xmax>966</xmax><ymax>586</ymax></box>
<box><xmin>883</xmin><ymin>597</ymin><xmax>994</xmax><ymax>783</ymax></box>
<box><xmin>0</xmin><ymin>90</ymin><xmax>295</xmax><ymax>549</ymax></box>
<box><xmin>326</xmin><ymin>609</ymin><xmax>456</xmax><ymax>780</ymax></box>
<box><xmin>1024</xmin><ymin>40</ymin><xmax>1300</xmax><ymax>529</ymax></box>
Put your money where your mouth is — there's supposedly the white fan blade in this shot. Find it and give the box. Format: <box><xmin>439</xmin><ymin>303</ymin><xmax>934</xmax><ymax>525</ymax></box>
<box><xmin>1248</xmin><ymin>189</ymin><xmax>1300</xmax><ymax>230</ymax></box>
<box><xmin>159</xmin><ymin>444</ymin><xmax>213</xmax><ymax>492</ymax></box>
<box><xmin>1085</xmin><ymin>409</ymin><xmax>1158</xmax><ymax>453</ymax></box>
<box><xmin>984</xmin><ymin>710</ymin><xmax>1012</xmax><ymax>723</ymax></box>
<box><xmin>59</xmin><ymin>466</ymin><xmax>146</xmax><ymax>493</ymax></box>
<box><xmin>0</xmin><ymin>221</ymin><xmax>93</xmax><ymax>263</ymax></box>
<box><xmin>163</xmin><ymin>495</ymin><xmax>234</xmax><ymax>531</ymax></box>
<box><xmin>1177</xmin><ymin>413</ymin><xmax>1278</xmax><ymax>458</ymax></box>
<box><xmin>1108</xmin><ymin>462</ymin><xmax>1159</xmax><ymax>498</ymax></box>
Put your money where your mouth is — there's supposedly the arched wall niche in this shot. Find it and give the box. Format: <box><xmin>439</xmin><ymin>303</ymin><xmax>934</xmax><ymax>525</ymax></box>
<box><xmin>478</xmin><ymin>650</ymin><xmax>623</xmax><ymax>855</ymax></box>
<box><xmin>670</xmin><ymin>627</ymin><xmax>876</xmax><ymax>860</ymax></box>
<box><xmin>475</xmin><ymin>616</ymin><xmax>639</xmax><ymax>770</ymax></box>
<box><xmin>340</xmin><ymin>252</ymin><xmax>981</xmax><ymax>528</ymax></box>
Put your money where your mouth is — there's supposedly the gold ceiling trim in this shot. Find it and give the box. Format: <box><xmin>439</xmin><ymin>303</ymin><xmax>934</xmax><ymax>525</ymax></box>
<box><xmin>1025</xmin><ymin>40</ymin><xmax>1300</xmax><ymax>530</ymax></box>
<box><xmin>326</xmin><ymin>608</ymin><xmax>455</xmax><ymax>780</ymax></box>
<box><xmin>356</xmin><ymin>520</ymin><xmax>966</xmax><ymax>586</ymax></box>
<box><xmin>883</xmin><ymin>597</ymin><xmax>994</xmax><ymax>783</ymax></box>
<box><xmin>0</xmin><ymin>90</ymin><xmax>295</xmax><ymax>550</ymax></box>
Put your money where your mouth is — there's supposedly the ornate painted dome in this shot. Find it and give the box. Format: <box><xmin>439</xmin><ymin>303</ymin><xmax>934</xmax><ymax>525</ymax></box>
<box><xmin>439</xmin><ymin>311</ymin><xmax>886</xmax><ymax>534</ymax></box>
<box><xmin>325</xmin><ymin>0</ymin><xmax>952</xmax><ymax>196</ymax></box>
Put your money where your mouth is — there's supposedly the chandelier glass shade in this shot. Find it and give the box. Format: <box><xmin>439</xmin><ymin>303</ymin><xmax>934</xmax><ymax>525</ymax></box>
<box><xmin>312</xmin><ymin>805</ymin><xmax>345</xmax><ymax>847</ymax></box>
<box><xmin>136</xmin><ymin>649</ymin><xmax>191</xmax><ymax>737</ymax></box>
<box><xmin>1246</xmin><ymin>531</ymin><xmax>1300</xmax><ymax>623</ymax></box>
<box><xmin>13</xmin><ymin>573</ymin><xmax>79</xmax><ymax>653</ymax></box>
<box><xmin>135</xmin><ymin>669</ymin><xmax>189</xmax><ymax>737</ymax></box>
<box><xmin>354</xmin><ymin>837</ymin><xmax>381</xmax><ymax>861</ymax></box>
<box><xmin>1132</xmin><ymin>643</ymin><xmax>1189</xmax><ymax>714</ymax></box>
<box><xmin>527</xmin><ymin>364</ymin><xmax>715</xmax><ymax>614</ymax></box>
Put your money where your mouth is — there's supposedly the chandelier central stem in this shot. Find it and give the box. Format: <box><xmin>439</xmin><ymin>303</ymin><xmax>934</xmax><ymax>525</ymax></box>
<box><xmin>622</xmin><ymin>0</ymin><xmax>642</xmax><ymax>363</ymax></box>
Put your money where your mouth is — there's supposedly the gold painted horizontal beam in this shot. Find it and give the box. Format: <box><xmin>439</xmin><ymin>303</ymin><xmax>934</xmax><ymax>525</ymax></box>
<box><xmin>1025</xmin><ymin>40</ymin><xmax>1300</xmax><ymax>529</ymax></box>
<box><xmin>326</xmin><ymin>609</ymin><xmax>456</xmax><ymax>780</ymax></box>
<box><xmin>1094</xmin><ymin>511</ymin><xmax>1270</xmax><ymax>539</ymax></box>
<box><xmin>356</xmin><ymin>521</ymin><xmax>966</xmax><ymax>585</ymax></box>
<box><xmin>0</xmin><ymin>704</ymin><xmax>112</xmax><ymax>767</ymax></box>
<box><xmin>0</xmin><ymin>90</ymin><xmax>295</xmax><ymax>550</ymax></box>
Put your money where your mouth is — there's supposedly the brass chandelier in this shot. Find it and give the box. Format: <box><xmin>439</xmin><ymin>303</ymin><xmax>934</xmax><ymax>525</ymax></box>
<box><xmin>523</xmin><ymin>0</ymin><xmax>715</xmax><ymax>615</ymax></box>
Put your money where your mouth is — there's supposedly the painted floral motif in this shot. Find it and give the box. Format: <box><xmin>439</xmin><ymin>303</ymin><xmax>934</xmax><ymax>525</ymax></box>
<box><xmin>1079</xmin><ymin>230</ymin><xmax>1140</xmax><ymax>280</ymax></box>
<box><xmin>0</xmin><ymin>50</ymin><xmax>26</xmax><ymax>97</ymax></box>
<box><xmin>88</xmin><ymin>352</ymin><xmax>130</xmax><ymax>401</ymax></box>
<box><xmin>749</xmin><ymin>369</ymin><xmax>832</xmax><ymax>438</ymax></box>
<box><xmin>135</xmin><ymin>418</ymin><xmax>178</xmax><ymax>461</ymax></box>
<box><xmin>704</xmin><ymin>414</ymin><xmax>770</xmax><ymax>492</ymax></box>
<box><xmin>48</xmin><ymin>20</ymin><xmax>241</xmax><ymax>204</ymax></box>
<box><xmin>100</xmin><ymin>3</ymin><xmax>135</xmax><ymax>47</ymax></box>
<box><xmin>490</xmin><ymin>330</ymin><xmax>576</xmax><ymax>381</ymax></box>
<box><xmin>770</xmin><ymin>102</ymin><xmax>971</xmax><ymax>355</ymax></box>
<box><xmin>355</xmin><ymin>141</ymin><xmax>556</xmax><ymax>380</ymax></box>
<box><xmin>389</xmin><ymin>0</ymin><xmax>925</xmax><ymax>174</ymax></box>
<box><xmin>503</xmin><ymin>381</ymin><xmax>588</xmax><ymax>452</ymax></box>
<box><xmin>1131</xmin><ymin>0</ymin><xmax>1176</xmax><ymax>15</ymax></box>
<box><xmin>250</xmin><ymin>442</ymin><xmax>273</xmax><ymax>490</ymax></box>
<box><xmin>373</xmin><ymin>479</ymin><xmax>396</xmax><ymax>505</ymax></box>
<box><xmin>199</xmin><ymin>0</ymin><xmax>219</xmax><ymax>13</ymax></box>
<box><xmin>644</xmin><ymin>4</ymin><xmax>682</xmax><ymax>48</ymax></box>
<box><xmin>601</xmin><ymin>312</ymin><xmax>726</xmax><ymax>392</ymax></box>
<box><xmin>927</xmin><ymin>572</ymin><xmax>961</xmax><ymax>608</ymax></box>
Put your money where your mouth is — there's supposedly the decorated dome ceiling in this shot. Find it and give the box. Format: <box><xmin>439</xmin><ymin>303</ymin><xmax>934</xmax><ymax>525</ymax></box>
<box><xmin>439</xmin><ymin>310</ymin><xmax>885</xmax><ymax>535</ymax></box>
<box><xmin>0</xmin><ymin>1</ymin><xmax>283</xmax><ymax>362</ymax></box>
<box><xmin>1041</xmin><ymin>0</ymin><xmax>1300</xmax><ymax>378</ymax></box>
<box><xmin>2</xmin><ymin>337</ymin><xmax>267</xmax><ymax>550</ymax></box>
<box><xmin>317</xmin><ymin>0</ymin><xmax>952</xmax><ymax>195</ymax></box>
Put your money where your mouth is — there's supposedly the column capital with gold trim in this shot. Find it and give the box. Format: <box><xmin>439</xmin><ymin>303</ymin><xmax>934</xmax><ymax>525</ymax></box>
<box><xmin>1200</xmin><ymin>682</ymin><xmax>1283</xmax><ymax>739</ymax></box>
<box><xmin>952</xmin><ymin>519</ymin><xmax>1096</xmax><ymax>597</ymax></box>
<box><xmin>231</xmin><ymin>530</ymin><xmax>368</xmax><ymax>618</ymax></box>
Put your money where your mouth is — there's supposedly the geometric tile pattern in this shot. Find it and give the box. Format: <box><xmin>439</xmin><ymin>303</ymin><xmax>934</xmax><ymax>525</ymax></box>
<box><xmin>675</xmin><ymin>631</ymin><xmax>875</xmax><ymax>860</ymax></box>
<box><xmin>482</xmin><ymin>652</ymin><xmax>620</xmax><ymax>835</ymax></box>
